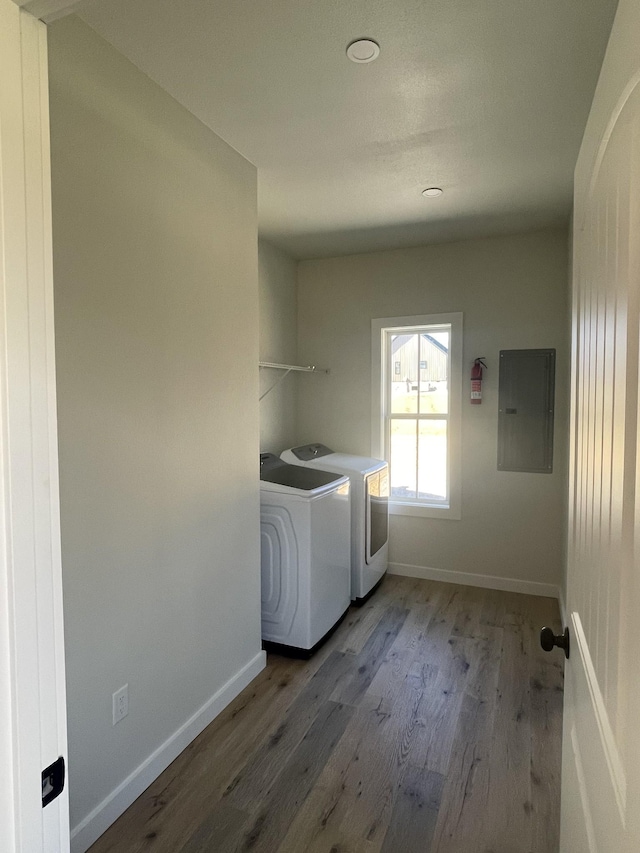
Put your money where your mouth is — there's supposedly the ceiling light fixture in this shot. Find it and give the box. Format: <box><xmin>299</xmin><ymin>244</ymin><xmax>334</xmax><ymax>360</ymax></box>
<box><xmin>346</xmin><ymin>39</ymin><xmax>380</xmax><ymax>64</ymax></box>
<box><xmin>422</xmin><ymin>187</ymin><xmax>444</xmax><ymax>198</ymax></box>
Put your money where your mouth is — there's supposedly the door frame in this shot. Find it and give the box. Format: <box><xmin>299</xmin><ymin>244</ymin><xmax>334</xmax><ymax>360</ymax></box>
<box><xmin>0</xmin><ymin>1</ymin><xmax>69</xmax><ymax>849</ymax></box>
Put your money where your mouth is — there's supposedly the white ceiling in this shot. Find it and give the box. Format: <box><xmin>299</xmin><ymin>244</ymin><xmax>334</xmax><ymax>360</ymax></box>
<box><xmin>74</xmin><ymin>0</ymin><xmax>618</xmax><ymax>259</ymax></box>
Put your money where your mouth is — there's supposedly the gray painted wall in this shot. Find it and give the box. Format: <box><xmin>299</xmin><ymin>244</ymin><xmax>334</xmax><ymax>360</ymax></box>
<box><xmin>259</xmin><ymin>240</ymin><xmax>298</xmax><ymax>453</ymax></box>
<box><xmin>49</xmin><ymin>17</ymin><xmax>261</xmax><ymax>831</ymax></box>
<box><xmin>297</xmin><ymin>229</ymin><xmax>569</xmax><ymax>588</ymax></box>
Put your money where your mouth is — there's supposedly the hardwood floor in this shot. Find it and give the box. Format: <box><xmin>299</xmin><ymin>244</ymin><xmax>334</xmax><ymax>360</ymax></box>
<box><xmin>89</xmin><ymin>576</ymin><xmax>564</xmax><ymax>853</ymax></box>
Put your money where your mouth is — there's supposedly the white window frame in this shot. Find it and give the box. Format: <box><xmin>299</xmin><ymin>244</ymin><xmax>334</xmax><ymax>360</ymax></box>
<box><xmin>371</xmin><ymin>313</ymin><xmax>462</xmax><ymax>520</ymax></box>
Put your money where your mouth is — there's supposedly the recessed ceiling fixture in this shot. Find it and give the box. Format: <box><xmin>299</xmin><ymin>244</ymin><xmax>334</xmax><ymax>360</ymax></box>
<box><xmin>422</xmin><ymin>187</ymin><xmax>444</xmax><ymax>198</ymax></box>
<box><xmin>346</xmin><ymin>39</ymin><xmax>380</xmax><ymax>64</ymax></box>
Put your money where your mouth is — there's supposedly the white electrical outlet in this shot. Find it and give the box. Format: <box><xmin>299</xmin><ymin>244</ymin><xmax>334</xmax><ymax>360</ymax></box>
<box><xmin>112</xmin><ymin>684</ymin><xmax>129</xmax><ymax>725</ymax></box>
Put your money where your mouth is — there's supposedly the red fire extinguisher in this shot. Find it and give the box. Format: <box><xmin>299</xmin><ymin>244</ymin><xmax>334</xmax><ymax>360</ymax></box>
<box><xmin>471</xmin><ymin>358</ymin><xmax>487</xmax><ymax>404</ymax></box>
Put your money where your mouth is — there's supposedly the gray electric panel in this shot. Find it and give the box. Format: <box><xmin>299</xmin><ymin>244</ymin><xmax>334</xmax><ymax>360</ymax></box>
<box><xmin>498</xmin><ymin>349</ymin><xmax>555</xmax><ymax>473</ymax></box>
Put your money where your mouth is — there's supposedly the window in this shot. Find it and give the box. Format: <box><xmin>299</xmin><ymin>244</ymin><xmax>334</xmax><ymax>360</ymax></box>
<box><xmin>371</xmin><ymin>313</ymin><xmax>462</xmax><ymax>519</ymax></box>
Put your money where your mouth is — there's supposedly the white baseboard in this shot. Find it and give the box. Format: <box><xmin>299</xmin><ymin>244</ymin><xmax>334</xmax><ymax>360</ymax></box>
<box><xmin>70</xmin><ymin>650</ymin><xmax>266</xmax><ymax>853</ymax></box>
<box><xmin>388</xmin><ymin>562</ymin><xmax>560</xmax><ymax>600</ymax></box>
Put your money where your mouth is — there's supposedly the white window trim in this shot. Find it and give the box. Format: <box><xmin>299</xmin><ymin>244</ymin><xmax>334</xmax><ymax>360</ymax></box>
<box><xmin>371</xmin><ymin>313</ymin><xmax>462</xmax><ymax>520</ymax></box>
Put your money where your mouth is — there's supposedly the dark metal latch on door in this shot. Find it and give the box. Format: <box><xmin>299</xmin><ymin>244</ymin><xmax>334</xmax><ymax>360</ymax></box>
<box><xmin>42</xmin><ymin>756</ymin><xmax>65</xmax><ymax>807</ymax></box>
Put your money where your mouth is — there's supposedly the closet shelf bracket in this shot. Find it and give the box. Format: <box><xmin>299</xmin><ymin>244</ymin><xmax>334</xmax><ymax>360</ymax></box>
<box><xmin>259</xmin><ymin>361</ymin><xmax>329</xmax><ymax>401</ymax></box>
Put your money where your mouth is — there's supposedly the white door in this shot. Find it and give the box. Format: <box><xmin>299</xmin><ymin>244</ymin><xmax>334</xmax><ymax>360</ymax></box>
<box><xmin>0</xmin><ymin>1</ymin><xmax>69</xmax><ymax>850</ymax></box>
<box><xmin>562</xmin><ymin>0</ymin><xmax>640</xmax><ymax>850</ymax></box>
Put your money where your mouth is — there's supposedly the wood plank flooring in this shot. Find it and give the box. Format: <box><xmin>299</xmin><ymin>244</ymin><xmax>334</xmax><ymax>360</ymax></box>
<box><xmin>89</xmin><ymin>576</ymin><xmax>564</xmax><ymax>853</ymax></box>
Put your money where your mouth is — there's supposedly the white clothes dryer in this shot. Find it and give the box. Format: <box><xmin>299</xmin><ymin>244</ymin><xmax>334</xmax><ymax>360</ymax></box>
<box><xmin>280</xmin><ymin>444</ymin><xmax>389</xmax><ymax>603</ymax></box>
<box><xmin>259</xmin><ymin>453</ymin><xmax>351</xmax><ymax>656</ymax></box>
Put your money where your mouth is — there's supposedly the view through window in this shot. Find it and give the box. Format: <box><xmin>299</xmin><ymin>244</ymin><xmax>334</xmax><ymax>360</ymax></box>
<box><xmin>387</xmin><ymin>326</ymin><xmax>451</xmax><ymax>504</ymax></box>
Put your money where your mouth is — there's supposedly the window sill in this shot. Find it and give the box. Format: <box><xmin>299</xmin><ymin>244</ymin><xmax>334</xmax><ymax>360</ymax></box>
<box><xmin>389</xmin><ymin>501</ymin><xmax>461</xmax><ymax>521</ymax></box>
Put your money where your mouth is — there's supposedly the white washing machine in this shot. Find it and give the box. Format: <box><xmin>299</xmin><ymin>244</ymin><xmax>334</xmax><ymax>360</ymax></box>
<box><xmin>259</xmin><ymin>453</ymin><xmax>351</xmax><ymax>655</ymax></box>
<box><xmin>280</xmin><ymin>444</ymin><xmax>389</xmax><ymax>603</ymax></box>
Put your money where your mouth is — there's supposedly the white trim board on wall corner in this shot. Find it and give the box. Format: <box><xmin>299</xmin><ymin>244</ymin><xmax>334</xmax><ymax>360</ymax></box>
<box><xmin>70</xmin><ymin>650</ymin><xmax>266</xmax><ymax>853</ymax></box>
<box><xmin>12</xmin><ymin>0</ymin><xmax>86</xmax><ymax>25</ymax></box>
<box><xmin>388</xmin><ymin>562</ymin><xmax>560</xmax><ymax>600</ymax></box>
<box><xmin>558</xmin><ymin>586</ymin><xmax>568</xmax><ymax>626</ymax></box>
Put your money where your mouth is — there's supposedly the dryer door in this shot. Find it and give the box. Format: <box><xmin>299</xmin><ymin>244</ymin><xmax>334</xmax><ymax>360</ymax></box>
<box><xmin>365</xmin><ymin>468</ymin><xmax>389</xmax><ymax>564</ymax></box>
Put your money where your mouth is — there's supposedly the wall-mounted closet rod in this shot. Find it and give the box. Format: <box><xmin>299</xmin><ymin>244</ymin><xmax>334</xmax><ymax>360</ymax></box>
<box><xmin>259</xmin><ymin>361</ymin><xmax>329</xmax><ymax>401</ymax></box>
<box><xmin>259</xmin><ymin>361</ymin><xmax>329</xmax><ymax>373</ymax></box>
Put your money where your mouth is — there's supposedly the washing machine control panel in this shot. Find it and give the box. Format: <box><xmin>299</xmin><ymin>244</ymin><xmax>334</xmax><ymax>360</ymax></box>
<box><xmin>291</xmin><ymin>443</ymin><xmax>333</xmax><ymax>461</ymax></box>
<box><xmin>260</xmin><ymin>452</ymin><xmax>282</xmax><ymax>472</ymax></box>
